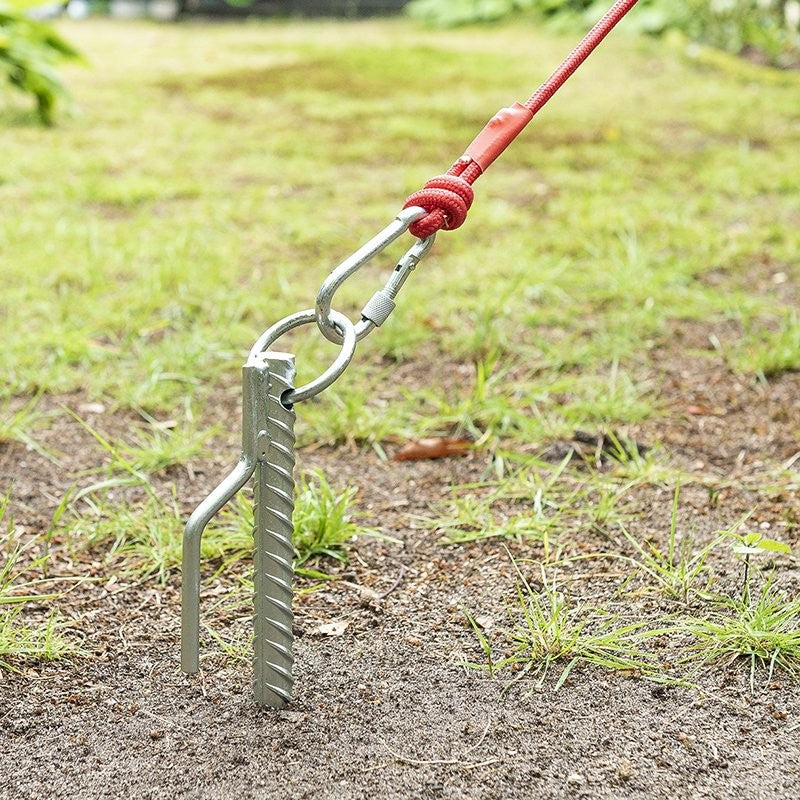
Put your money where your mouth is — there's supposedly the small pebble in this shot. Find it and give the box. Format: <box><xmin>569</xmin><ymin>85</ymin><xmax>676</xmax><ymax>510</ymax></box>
<box><xmin>617</xmin><ymin>759</ymin><xmax>637</xmax><ymax>781</ymax></box>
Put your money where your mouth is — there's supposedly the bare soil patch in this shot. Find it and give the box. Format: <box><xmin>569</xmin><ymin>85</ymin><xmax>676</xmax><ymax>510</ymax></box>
<box><xmin>1</xmin><ymin>320</ymin><xmax>799</xmax><ymax>800</ymax></box>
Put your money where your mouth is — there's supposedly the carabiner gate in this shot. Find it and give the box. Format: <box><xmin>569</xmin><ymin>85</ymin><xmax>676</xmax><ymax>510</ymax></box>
<box><xmin>315</xmin><ymin>206</ymin><xmax>435</xmax><ymax>345</ymax></box>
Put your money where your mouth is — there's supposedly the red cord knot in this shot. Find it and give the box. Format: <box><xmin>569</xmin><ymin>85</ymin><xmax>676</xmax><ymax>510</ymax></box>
<box><xmin>403</xmin><ymin>175</ymin><xmax>475</xmax><ymax>238</ymax></box>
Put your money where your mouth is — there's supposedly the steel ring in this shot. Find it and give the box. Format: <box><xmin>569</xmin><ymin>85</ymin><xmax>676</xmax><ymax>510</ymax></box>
<box><xmin>249</xmin><ymin>309</ymin><xmax>357</xmax><ymax>405</ymax></box>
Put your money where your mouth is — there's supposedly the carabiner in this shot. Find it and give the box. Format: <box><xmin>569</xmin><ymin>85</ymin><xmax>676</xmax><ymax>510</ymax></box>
<box><xmin>315</xmin><ymin>206</ymin><xmax>435</xmax><ymax>345</ymax></box>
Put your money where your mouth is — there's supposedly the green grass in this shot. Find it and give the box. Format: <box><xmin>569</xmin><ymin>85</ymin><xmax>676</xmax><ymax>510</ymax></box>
<box><xmin>422</xmin><ymin>451</ymin><xmax>649</xmax><ymax>554</ymax></box>
<box><xmin>458</xmin><ymin>486</ymin><xmax>799</xmax><ymax>689</ymax></box>
<box><xmin>464</xmin><ymin>534</ymin><xmax>800</xmax><ymax>690</ymax></box>
<box><xmin>614</xmin><ymin>482</ymin><xmax>721</xmax><ymax>602</ymax></box>
<box><xmin>113</xmin><ymin>417</ymin><xmax>217</xmax><ymax>475</ymax></box>
<box><xmin>64</xmin><ymin>469</ymin><xmax>378</xmax><ymax>581</ymax></box>
<box><xmin>435</xmin><ymin>492</ymin><xmax>571</xmax><ymax>546</ymax></box>
<box><xmin>208</xmin><ymin>470</ymin><xmax>384</xmax><ymax>572</ymax></box>
<box><xmin>292</xmin><ymin>470</ymin><xmax>382</xmax><ymax>566</ymax></box>
<box><xmin>297</xmin><ymin>372</ymin><xmax>413</xmax><ymax>450</ymax></box>
<box><xmin>0</xmin><ymin>396</ymin><xmax>56</xmax><ymax>462</ymax></box>
<box><xmin>426</xmin><ymin>453</ymin><xmax>583</xmax><ymax>551</ymax></box>
<box><xmin>0</xmin><ymin>608</ymin><xmax>74</xmax><ymax>669</ymax></box>
<box><xmin>468</xmin><ymin>560</ymin><xmax>659</xmax><ymax>689</ymax></box>
<box><xmin>601</xmin><ymin>434</ymin><xmax>682</xmax><ymax>487</ymax></box>
<box><xmin>2</xmin><ymin>18</ymin><xmax>800</xmax><ymax>686</ymax></box>
<box><xmin>0</xmin><ymin>492</ymin><xmax>75</xmax><ymax>669</ymax></box>
<box><xmin>67</xmin><ymin>492</ymin><xmax>211</xmax><ymax>585</ymax></box>
<box><xmin>1</xmin><ymin>18</ymin><xmax>798</xmax><ymax>449</ymax></box>
<box><xmin>679</xmin><ymin>580</ymin><xmax>800</xmax><ymax>690</ymax></box>
<box><xmin>208</xmin><ymin>470</ymin><xmax>382</xmax><ymax>569</ymax></box>
<box><xmin>726</xmin><ymin>311</ymin><xmax>800</xmax><ymax>379</ymax></box>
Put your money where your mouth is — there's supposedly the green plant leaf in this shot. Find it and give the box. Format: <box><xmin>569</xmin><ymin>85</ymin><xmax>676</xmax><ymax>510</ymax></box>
<box><xmin>755</xmin><ymin>538</ymin><xmax>792</xmax><ymax>555</ymax></box>
<box><xmin>731</xmin><ymin>533</ymin><xmax>791</xmax><ymax>558</ymax></box>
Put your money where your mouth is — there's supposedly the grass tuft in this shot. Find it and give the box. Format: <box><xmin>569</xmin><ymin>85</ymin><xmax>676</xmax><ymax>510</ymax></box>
<box><xmin>292</xmin><ymin>470</ymin><xmax>383</xmax><ymax>566</ymax></box>
<box><xmin>0</xmin><ymin>609</ymin><xmax>75</xmax><ymax>670</ymax></box>
<box><xmin>115</xmin><ymin>416</ymin><xmax>217</xmax><ymax>474</ymax></box>
<box><xmin>0</xmin><ymin>396</ymin><xmax>57</xmax><ymax>463</ymax></box>
<box><xmin>68</xmin><ymin>490</ymin><xmax>250</xmax><ymax>584</ymax></box>
<box><xmin>727</xmin><ymin>312</ymin><xmax>800</xmax><ymax>379</ymax></box>
<box><xmin>0</xmin><ymin>492</ymin><xmax>75</xmax><ymax>669</ymax></box>
<box><xmin>615</xmin><ymin>482</ymin><xmax>721</xmax><ymax>602</ymax></box>
<box><xmin>466</xmin><ymin>557</ymin><xmax>659</xmax><ymax>690</ymax></box>
<box><xmin>66</xmin><ymin>469</ymin><xmax>382</xmax><ymax>582</ymax></box>
<box><xmin>681</xmin><ymin>580</ymin><xmax>800</xmax><ymax>690</ymax></box>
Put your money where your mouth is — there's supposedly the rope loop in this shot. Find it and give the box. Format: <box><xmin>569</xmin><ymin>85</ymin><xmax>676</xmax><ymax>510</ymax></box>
<box><xmin>403</xmin><ymin>175</ymin><xmax>475</xmax><ymax>239</ymax></box>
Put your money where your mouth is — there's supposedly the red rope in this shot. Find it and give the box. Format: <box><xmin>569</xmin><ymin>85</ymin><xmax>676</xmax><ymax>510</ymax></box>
<box><xmin>404</xmin><ymin>0</ymin><xmax>641</xmax><ymax>239</ymax></box>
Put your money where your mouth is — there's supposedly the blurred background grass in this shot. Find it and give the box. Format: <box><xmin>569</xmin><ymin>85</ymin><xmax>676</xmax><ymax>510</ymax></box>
<box><xmin>1</xmin><ymin>13</ymin><xmax>798</xmax><ymax>447</ymax></box>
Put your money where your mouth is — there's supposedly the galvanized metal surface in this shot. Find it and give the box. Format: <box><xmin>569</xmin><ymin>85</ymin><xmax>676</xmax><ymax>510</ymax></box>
<box><xmin>314</xmin><ymin>207</ymin><xmax>434</xmax><ymax>345</ymax></box>
<box><xmin>183</xmin><ymin>207</ymin><xmax>439</xmax><ymax>703</ymax></box>
<box><xmin>181</xmin><ymin>351</ymin><xmax>298</xmax><ymax>707</ymax></box>
<box><xmin>248</xmin><ymin>308</ymin><xmax>357</xmax><ymax>405</ymax></box>
<box><xmin>252</xmin><ymin>354</ymin><xmax>296</xmax><ymax>707</ymax></box>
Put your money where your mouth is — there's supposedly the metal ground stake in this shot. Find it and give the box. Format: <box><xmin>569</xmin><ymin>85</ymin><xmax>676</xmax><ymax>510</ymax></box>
<box><xmin>182</xmin><ymin>214</ymin><xmax>423</xmax><ymax>705</ymax></box>
<box><xmin>181</xmin><ymin>351</ymin><xmax>296</xmax><ymax>708</ymax></box>
<box><xmin>252</xmin><ymin>354</ymin><xmax>296</xmax><ymax>707</ymax></box>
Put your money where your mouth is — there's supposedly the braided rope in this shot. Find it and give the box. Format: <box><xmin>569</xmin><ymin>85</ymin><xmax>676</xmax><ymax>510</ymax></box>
<box><xmin>403</xmin><ymin>175</ymin><xmax>474</xmax><ymax>239</ymax></box>
<box><xmin>404</xmin><ymin>0</ymin><xmax>640</xmax><ymax>236</ymax></box>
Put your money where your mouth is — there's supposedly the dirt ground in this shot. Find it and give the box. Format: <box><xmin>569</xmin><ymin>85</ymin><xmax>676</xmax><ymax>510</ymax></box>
<box><xmin>1</xmin><ymin>317</ymin><xmax>799</xmax><ymax>800</ymax></box>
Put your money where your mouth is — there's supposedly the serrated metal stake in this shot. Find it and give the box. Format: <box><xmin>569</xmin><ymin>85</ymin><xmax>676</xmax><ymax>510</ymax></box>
<box><xmin>252</xmin><ymin>355</ymin><xmax>296</xmax><ymax>707</ymax></box>
<box><xmin>182</xmin><ymin>351</ymin><xmax>296</xmax><ymax>708</ymax></box>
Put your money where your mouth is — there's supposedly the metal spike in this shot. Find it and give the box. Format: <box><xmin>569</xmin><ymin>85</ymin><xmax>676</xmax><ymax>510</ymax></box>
<box><xmin>253</xmin><ymin>354</ymin><xmax>296</xmax><ymax>707</ymax></box>
<box><xmin>181</xmin><ymin>351</ymin><xmax>297</xmax><ymax>708</ymax></box>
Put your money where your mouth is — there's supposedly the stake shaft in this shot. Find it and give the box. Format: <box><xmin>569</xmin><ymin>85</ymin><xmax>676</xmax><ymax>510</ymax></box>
<box><xmin>182</xmin><ymin>351</ymin><xmax>297</xmax><ymax>710</ymax></box>
<box><xmin>253</xmin><ymin>354</ymin><xmax>296</xmax><ymax>707</ymax></box>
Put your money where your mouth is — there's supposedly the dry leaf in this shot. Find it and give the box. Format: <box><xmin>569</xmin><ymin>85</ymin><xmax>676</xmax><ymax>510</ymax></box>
<box><xmin>686</xmin><ymin>405</ymin><xmax>725</xmax><ymax>417</ymax></box>
<box><xmin>393</xmin><ymin>437</ymin><xmax>472</xmax><ymax>461</ymax></box>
